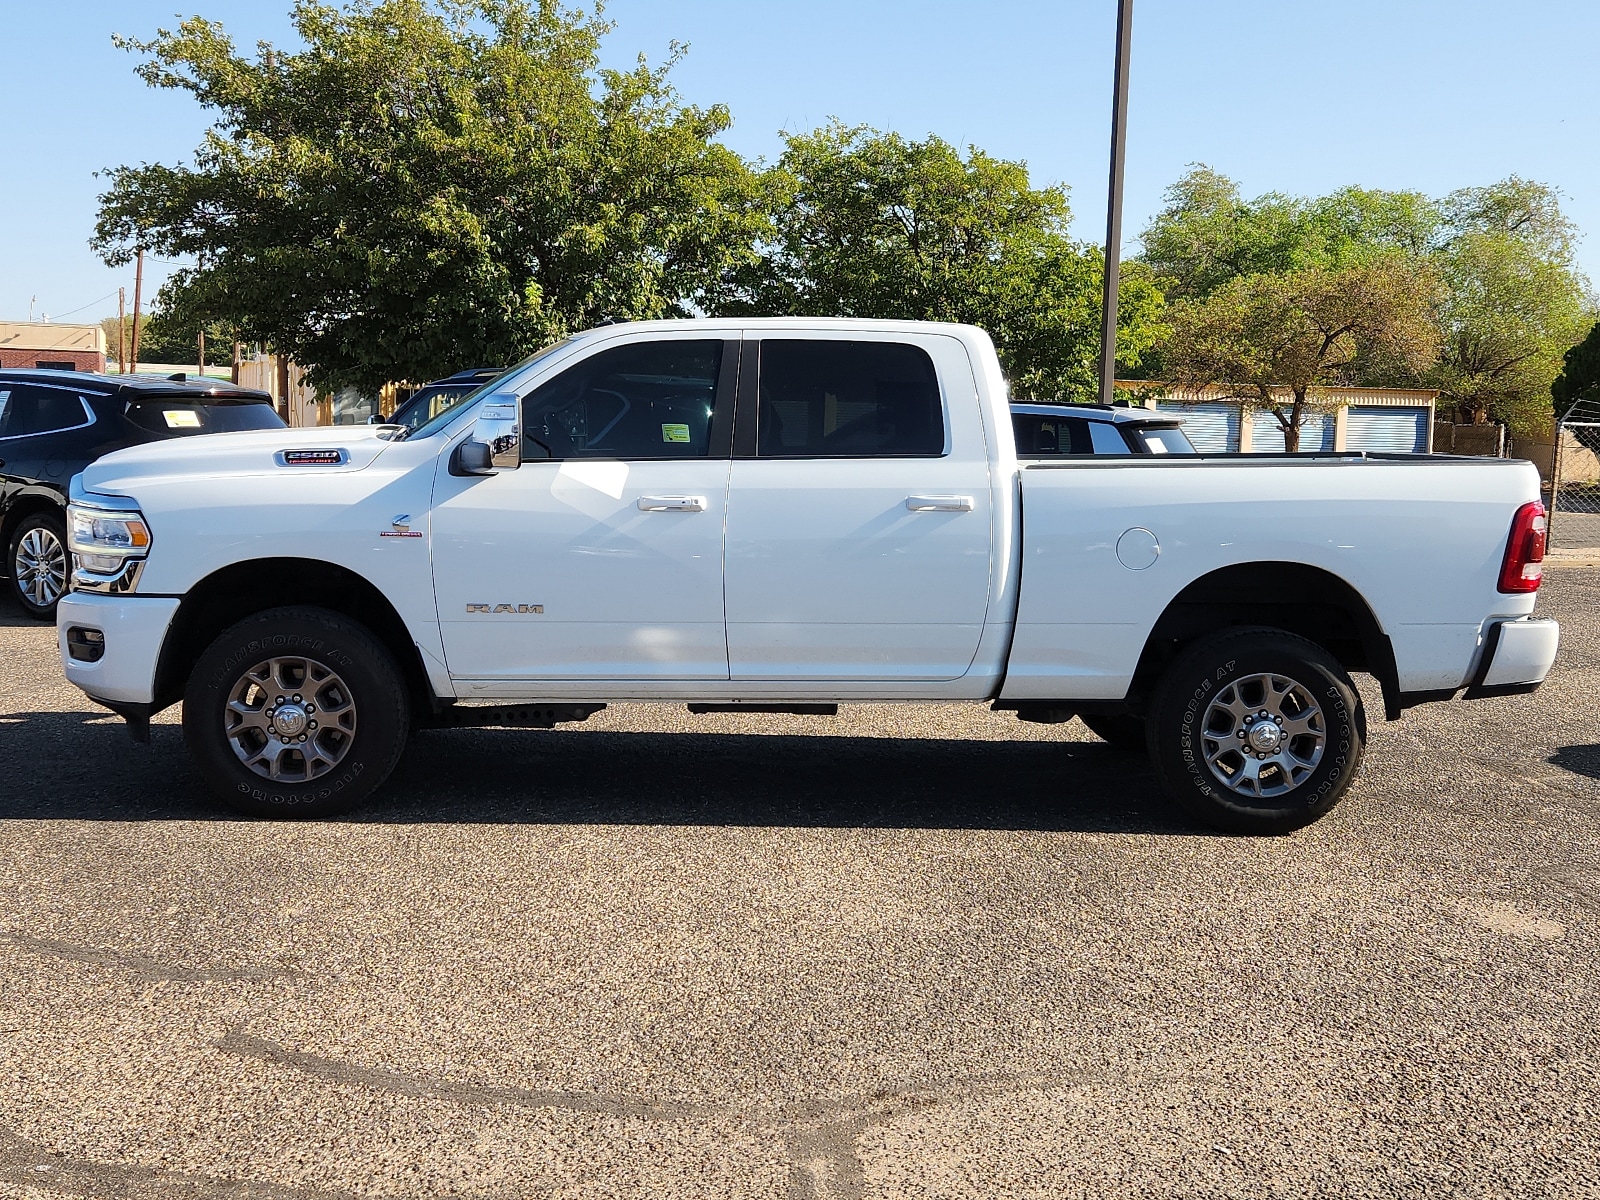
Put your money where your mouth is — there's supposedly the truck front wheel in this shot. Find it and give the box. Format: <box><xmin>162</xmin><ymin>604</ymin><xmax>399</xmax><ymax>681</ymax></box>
<box><xmin>1146</xmin><ymin>628</ymin><xmax>1365</xmax><ymax>834</ymax></box>
<box><xmin>183</xmin><ymin>606</ymin><xmax>410</xmax><ymax>818</ymax></box>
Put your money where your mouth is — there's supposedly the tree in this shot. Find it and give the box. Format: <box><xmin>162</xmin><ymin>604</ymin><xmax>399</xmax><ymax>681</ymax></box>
<box><xmin>1141</xmin><ymin>169</ymin><xmax>1592</xmax><ymax>434</ymax></box>
<box><xmin>92</xmin><ymin>0</ymin><xmax>767</xmax><ymax>394</ymax></box>
<box><xmin>100</xmin><ymin>312</ymin><xmax>239</xmax><ymax>368</ymax></box>
<box><xmin>1426</xmin><ymin>181</ymin><xmax>1594</xmax><ymax>434</ymax></box>
<box><xmin>1141</xmin><ymin>165</ymin><xmax>1440</xmax><ymax>302</ymax></box>
<box><xmin>1162</xmin><ymin>258</ymin><xmax>1440</xmax><ymax>451</ymax></box>
<box><xmin>1429</xmin><ymin>232</ymin><xmax>1593</xmax><ymax>433</ymax></box>
<box><xmin>1555</xmin><ymin>324</ymin><xmax>1600</xmax><ymax>454</ymax></box>
<box><xmin>704</xmin><ymin>123</ymin><xmax>1166</xmax><ymax>399</ymax></box>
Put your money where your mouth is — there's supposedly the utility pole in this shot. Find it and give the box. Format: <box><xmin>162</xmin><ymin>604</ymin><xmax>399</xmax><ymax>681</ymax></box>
<box><xmin>130</xmin><ymin>248</ymin><xmax>145</xmax><ymax>373</ymax></box>
<box><xmin>196</xmin><ymin>249</ymin><xmax>206</xmax><ymax>376</ymax></box>
<box><xmin>117</xmin><ymin>287</ymin><xmax>127</xmax><ymax>374</ymax></box>
<box><xmin>1098</xmin><ymin>0</ymin><xmax>1134</xmax><ymax>407</ymax></box>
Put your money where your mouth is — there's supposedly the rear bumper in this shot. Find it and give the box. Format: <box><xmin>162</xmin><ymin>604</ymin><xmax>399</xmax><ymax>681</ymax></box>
<box><xmin>56</xmin><ymin>593</ymin><xmax>180</xmax><ymax>706</ymax></box>
<box><xmin>1463</xmin><ymin>616</ymin><xmax>1559</xmax><ymax>699</ymax></box>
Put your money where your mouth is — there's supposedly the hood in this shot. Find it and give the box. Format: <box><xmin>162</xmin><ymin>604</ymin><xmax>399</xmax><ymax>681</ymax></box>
<box><xmin>79</xmin><ymin>425</ymin><xmax>396</xmax><ymax>497</ymax></box>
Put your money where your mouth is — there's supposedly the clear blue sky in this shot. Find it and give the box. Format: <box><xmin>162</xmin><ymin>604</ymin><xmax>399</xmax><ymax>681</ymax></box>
<box><xmin>2</xmin><ymin>0</ymin><xmax>1595</xmax><ymax>326</ymax></box>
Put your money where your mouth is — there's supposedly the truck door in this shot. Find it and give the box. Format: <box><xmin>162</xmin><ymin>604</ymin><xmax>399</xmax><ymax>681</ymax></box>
<box><xmin>430</xmin><ymin>335</ymin><xmax>736</xmax><ymax>683</ymax></box>
<box><xmin>723</xmin><ymin>334</ymin><xmax>994</xmax><ymax>681</ymax></box>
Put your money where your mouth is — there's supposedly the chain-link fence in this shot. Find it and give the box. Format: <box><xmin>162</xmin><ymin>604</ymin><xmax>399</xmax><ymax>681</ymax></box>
<box><xmin>1552</xmin><ymin>397</ymin><xmax>1600</xmax><ymax>550</ymax></box>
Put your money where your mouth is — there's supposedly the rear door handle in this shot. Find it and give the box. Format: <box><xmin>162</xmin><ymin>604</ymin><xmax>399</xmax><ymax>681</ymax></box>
<box><xmin>637</xmin><ymin>495</ymin><xmax>707</xmax><ymax>512</ymax></box>
<box><xmin>905</xmin><ymin>495</ymin><xmax>974</xmax><ymax>512</ymax></box>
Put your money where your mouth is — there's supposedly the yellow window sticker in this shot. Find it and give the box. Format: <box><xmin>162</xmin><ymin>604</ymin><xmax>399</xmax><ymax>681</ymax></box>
<box><xmin>661</xmin><ymin>423</ymin><xmax>691</xmax><ymax>443</ymax></box>
<box><xmin>163</xmin><ymin>409</ymin><xmax>202</xmax><ymax>429</ymax></box>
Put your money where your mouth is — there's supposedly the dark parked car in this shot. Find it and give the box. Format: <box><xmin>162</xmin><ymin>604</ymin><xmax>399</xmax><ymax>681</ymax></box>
<box><xmin>1010</xmin><ymin>402</ymin><xmax>1197</xmax><ymax>457</ymax></box>
<box><xmin>0</xmin><ymin>370</ymin><xmax>283</xmax><ymax>619</ymax></box>
<box><xmin>378</xmin><ymin>367</ymin><xmax>503</xmax><ymax>434</ymax></box>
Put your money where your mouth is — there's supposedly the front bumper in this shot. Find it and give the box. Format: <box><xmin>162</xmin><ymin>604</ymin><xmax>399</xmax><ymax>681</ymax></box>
<box><xmin>56</xmin><ymin>592</ymin><xmax>180</xmax><ymax>706</ymax></box>
<box><xmin>1463</xmin><ymin>616</ymin><xmax>1560</xmax><ymax>699</ymax></box>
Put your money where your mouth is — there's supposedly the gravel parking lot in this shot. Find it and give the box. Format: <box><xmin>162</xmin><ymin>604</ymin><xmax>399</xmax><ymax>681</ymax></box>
<box><xmin>1</xmin><ymin>574</ymin><xmax>1597</xmax><ymax>1199</ymax></box>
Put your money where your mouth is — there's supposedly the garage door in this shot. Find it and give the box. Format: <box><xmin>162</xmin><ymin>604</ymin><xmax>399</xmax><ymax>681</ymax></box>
<box><xmin>1345</xmin><ymin>406</ymin><xmax>1430</xmax><ymax>453</ymax></box>
<box><xmin>1251</xmin><ymin>408</ymin><xmax>1333</xmax><ymax>453</ymax></box>
<box><xmin>1176</xmin><ymin>402</ymin><xmax>1241</xmax><ymax>453</ymax></box>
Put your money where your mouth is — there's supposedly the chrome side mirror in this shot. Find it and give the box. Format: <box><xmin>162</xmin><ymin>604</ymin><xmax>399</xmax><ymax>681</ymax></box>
<box><xmin>476</xmin><ymin>395</ymin><xmax>521</xmax><ymax>470</ymax></box>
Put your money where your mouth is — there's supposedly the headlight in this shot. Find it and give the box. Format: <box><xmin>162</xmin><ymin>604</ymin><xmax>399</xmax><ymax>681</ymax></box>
<box><xmin>67</xmin><ymin>503</ymin><xmax>151</xmax><ymax>588</ymax></box>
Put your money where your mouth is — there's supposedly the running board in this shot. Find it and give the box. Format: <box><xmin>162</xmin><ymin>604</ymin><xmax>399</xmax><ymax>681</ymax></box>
<box><xmin>686</xmin><ymin>703</ymin><xmax>838</xmax><ymax>716</ymax></box>
<box><xmin>424</xmin><ymin>703</ymin><xmax>605</xmax><ymax>729</ymax></box>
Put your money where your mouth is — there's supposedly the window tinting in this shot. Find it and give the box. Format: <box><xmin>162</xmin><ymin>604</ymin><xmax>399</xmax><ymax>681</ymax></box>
<box><xmin>756</xmin><ymin>340</ymin><xmax>944</xmax><ymax>457</ymax></box>
<box><xmin>0</xmin><ymin>387</ymin><xmax>89</xmax><ymax>437</ymax></box>
<box><xmin>521</xmin><ymin>340</ymin><xmax>723</xmax><ymax>461</ymax></box>
<box><xmin>1088</xmin><ymin>421</ymin><xmax>1132</xmax><ymax>454</ymax></box>
<box><xmin>1012</xmin><ymin>413</ymin><xmax>1141</xmax><ymax>457</ymax></box>
<box><xmin>1135</xmin><ymin>425</ymin><xmax>1196</xmax><ymax>455</ymax></box>
<box><xmin>123</xmin><ymin>397</ymin><xmax>285</xmax><ymax>436</ymax></box>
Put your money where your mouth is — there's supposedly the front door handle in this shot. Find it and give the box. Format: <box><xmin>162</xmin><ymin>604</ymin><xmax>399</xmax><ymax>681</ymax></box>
<box><xmin>637</xmin><ymin>495</ymin><xmax>707</xmax><ymax>512</ymax></box>
<box><xmin>905</xmin><ymin>495</ymin><xmax>974</xmax><ymax>512</ymax></box>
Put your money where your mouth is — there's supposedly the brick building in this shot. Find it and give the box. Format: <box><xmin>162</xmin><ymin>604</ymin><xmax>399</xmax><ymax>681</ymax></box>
<box><xmin>0</xmin><ymin>321</ymin><xmax>106</xmax><ymax>372</ymax></box>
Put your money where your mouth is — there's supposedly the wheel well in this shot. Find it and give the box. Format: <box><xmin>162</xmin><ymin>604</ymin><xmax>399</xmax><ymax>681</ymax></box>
<box><xmin>154</xmin><ymin>558</ymin><xmax>438</xmax><ymax>714</ymax></box>
<box><xmin>1128</xmin><ymin>562</ymin><xmax>1400</xmax><ymax>719</ymax></box>
<box><xmin>1</xmin><ymin>495</ymin><xmax>65</xmax><ymax>564</ymax></box>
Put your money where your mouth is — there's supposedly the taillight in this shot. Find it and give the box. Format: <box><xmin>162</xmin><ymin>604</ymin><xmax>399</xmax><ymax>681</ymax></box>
<box><xmin>1498</xmin><ymin>501</ymin><xmax>1547</xmax><ymax>593</ymax></box>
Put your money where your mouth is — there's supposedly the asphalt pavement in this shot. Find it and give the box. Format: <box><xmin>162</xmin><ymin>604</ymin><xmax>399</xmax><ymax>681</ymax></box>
<box><xmin>1</xmin><ymin>574</ymin><xmax>1597</xmax><ymax>1199</ymax></box>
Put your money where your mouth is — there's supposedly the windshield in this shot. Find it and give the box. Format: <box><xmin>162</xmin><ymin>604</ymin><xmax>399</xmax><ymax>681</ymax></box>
<box><xmin>122</xmin><ymin>396</ymin><xmax>285</xmax><ymax>435</ymax></box>
<box><xmin>390</xmin><ymin>383</ymin><xmax>471</xmax><ymax>432</ymax></box>
<box><xmin>405</xmin><ymin>340</ymin><xmax>574</xmax><ymax>440</ymax></box>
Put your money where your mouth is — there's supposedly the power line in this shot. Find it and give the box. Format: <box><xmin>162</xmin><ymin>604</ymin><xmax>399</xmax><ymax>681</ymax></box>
<box><xmin>41</xmin><ymin>289</ymin><xmax>120</xmax><ymax>321</ymax></box>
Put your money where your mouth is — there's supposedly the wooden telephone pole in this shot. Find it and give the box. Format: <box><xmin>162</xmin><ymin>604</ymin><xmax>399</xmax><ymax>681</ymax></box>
<box><xmin>130</xmin><ymin>248</ymin><xmax>145</xmax><ymax>373</ymax></box>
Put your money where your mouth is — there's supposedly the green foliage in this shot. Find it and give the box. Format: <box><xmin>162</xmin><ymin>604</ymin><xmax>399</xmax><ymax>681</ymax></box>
<box><xmin>1163</xmin><ymin>257</ymin><xmax>1441</xmax><ymax>451</ymax></box>
<box><xmin>703</xmin><ymin>124</ymin><xmax>1166</xmax><ymax>400</ymax></box>
<box><xmin>1142</xmin><ymin>168</ymin><xmax>1593</xmax><ymax>436</ymax></box>
<box><xmin>1142</xmin><ymin>165</ymin><xmax>1441</xmax><ymax>303</ymax></box>
<box><xmin>100</xmin><ymin>312</ymin><xmax>238</xmax><ymax>367</ymax></box>
<box><xmin>1553</xmin><ymin>321</ymin><xmax>1600</xmax><ymax>421</ymax></box>
<box><xmin>93</xmin><ymin>0</ymin><xmax>768</xmax><ymax>394</ymax></box>
<box><xmin>1430</xmin><ymin>230</ymin><xmax>1594</xmax><ymax>434</ymax></box>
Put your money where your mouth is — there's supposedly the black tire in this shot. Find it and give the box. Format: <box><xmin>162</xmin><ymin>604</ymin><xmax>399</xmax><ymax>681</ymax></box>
<box><xmin>1145</xmin><ymin>628</ymin><xmax>1366</xmax><ymax>835</ymax></box>
<box><xmin>183</xmin><ymin>606</ymin><xmax>410</xmax><ymax>818</ymax></box>
<box><xmin>8</xmin><ymin>509</ymin><xmax>69</xmax><ymax>620</ymax></box>
<box><xmin>1080</xmin><ymin>712</ymin><xmax>1146</xmax><ymax>752</ymax></box>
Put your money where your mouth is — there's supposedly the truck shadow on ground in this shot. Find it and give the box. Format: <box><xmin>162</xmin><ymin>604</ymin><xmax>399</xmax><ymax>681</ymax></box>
<box><xmin>1548</xmin><ymin>744</ymin><xmax>1600</xmax><ymax>780</ymax></box>
<box><xmin>0</xmin><ymin>709</ymin><xmax>1203</xmax><ymax>834</ymax></box>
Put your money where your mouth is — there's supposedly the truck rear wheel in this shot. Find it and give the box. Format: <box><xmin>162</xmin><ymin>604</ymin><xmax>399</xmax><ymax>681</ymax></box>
<box><xmin>1146</xmin><ymin>628</ymin><xmax>1365</xmax><ymax>834</ymax></box>
<box><xmin>183</xmin><ymin>606</ymin><xmax>409</xmax><ymax>818</ymax></box>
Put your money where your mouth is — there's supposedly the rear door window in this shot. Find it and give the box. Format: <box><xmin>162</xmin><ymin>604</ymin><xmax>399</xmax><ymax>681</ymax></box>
<box><xmin>755</xmin><ymin>340</ymin><xmax>945</xmax><ymax>457</ymax></box>
<box><xmin>0</xmin><ymin>386</ymin><xmax>91</xmax><ymax>437</ymax></box>
<box><xmin>521</xmin><ymin>340</ymin><xmax>727</xmax><ymax>461</ymax></box>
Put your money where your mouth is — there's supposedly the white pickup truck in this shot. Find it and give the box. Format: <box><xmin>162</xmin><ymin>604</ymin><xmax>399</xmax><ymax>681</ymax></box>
<box><xmin>57</xmin><ymin>319</ymin><xmax>1558</xmax><ymax>833</ymax></box>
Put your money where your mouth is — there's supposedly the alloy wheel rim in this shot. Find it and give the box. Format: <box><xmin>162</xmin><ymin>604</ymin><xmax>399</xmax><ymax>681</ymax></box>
<box><xmin>16</xmin><ymin>527</ymin><xmax>67</xmax><ymax>608</ymax></box>
<box><xmin>225</xmin><ymin>655</ymin><xmax>358</xmax><ymax>782</ymax></box>
<box><xmin>1199</xmin><ymin>671</ymin><xmax>1326</xmax><ymax>800</ymax></box>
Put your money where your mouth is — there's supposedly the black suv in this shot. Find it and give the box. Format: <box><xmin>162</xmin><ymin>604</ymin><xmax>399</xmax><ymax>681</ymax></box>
<box><xmin>0</xmin><ymin>370</ymin><xmax>283</xmax><ymax>619</ymax></box>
